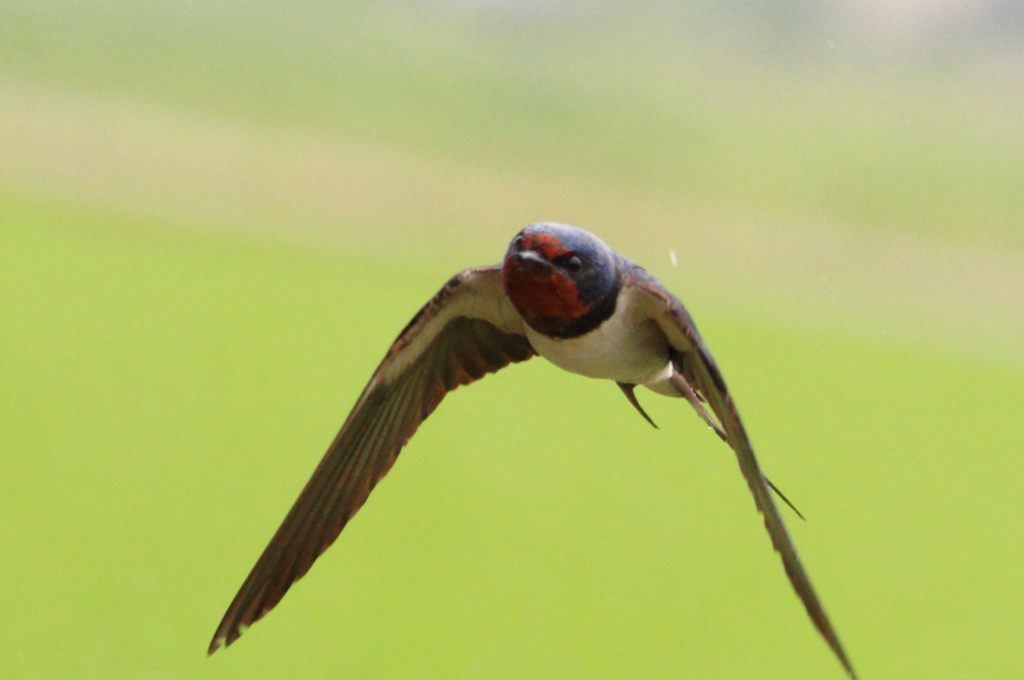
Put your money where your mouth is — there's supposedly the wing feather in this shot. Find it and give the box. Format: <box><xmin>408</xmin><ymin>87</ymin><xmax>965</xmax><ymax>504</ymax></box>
<box><xmin>628</xmin><ymin>268</ymin><xmax>856</xmax><ymax>679</ymax></box>
<box><xmin>210</xmin><ymin>265</ymin><xmax>534</xmax><ymax>653</ymax></box>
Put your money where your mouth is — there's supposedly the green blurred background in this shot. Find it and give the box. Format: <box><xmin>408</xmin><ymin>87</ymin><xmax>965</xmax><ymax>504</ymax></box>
<box><xmin>2</xmin><ymin>1</ymin><xmax>1023</xmax><ymax>678</ymax></box>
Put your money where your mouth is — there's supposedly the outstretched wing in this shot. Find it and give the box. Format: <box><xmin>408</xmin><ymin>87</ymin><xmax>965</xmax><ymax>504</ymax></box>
<box><xmin>210</xmin><ymin>265</ymin><xmax>535</xmax><ymax>653</ymax></box>
<box><xmin>628</xmin><ymin>268</ymin><xmax>856</xmax><ymax>679</ymax></box>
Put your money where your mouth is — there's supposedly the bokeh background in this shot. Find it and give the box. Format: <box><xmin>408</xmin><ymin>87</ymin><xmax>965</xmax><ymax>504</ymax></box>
<box><xmin>2</xmin><ymin>1</ymin><xmax>1023</xmax><ymax>678</ymax></box>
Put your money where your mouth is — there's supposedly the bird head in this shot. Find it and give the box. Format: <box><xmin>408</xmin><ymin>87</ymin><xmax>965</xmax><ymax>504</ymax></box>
<box><xmin>501</xmin><ymin>223</ymin><xmax>621</xmax><ymax>338</ymax></box>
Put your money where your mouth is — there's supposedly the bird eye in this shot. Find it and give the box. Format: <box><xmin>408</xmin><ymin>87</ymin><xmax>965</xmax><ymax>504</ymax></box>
<box><xmin>512</xmin><ymin>235</ymin><xmax>525</xmax><ymax>248</ymax></box>
<box><xmin>565</xmin><ymin>255</ymin><xmax>583</xmax><ymax>273</ymax></box>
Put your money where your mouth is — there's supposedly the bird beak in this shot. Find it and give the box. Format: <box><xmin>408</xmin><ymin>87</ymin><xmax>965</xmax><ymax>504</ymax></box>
<box><xmin>512</xmin><ymin>249</ymin><xmax>552</xmax><ymax>269</ymax></box>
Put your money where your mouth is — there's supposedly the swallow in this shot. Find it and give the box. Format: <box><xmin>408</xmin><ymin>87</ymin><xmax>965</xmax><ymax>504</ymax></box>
<box><xmin>209</xmin><ymin>222</ymin><xmax>856</xmax><ymax>678</ymax></box>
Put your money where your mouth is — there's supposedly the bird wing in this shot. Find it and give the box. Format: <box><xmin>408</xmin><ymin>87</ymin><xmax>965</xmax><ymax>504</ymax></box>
<box><xmin>628</xmin><ymin>267</ymin><xmax>856</xmax><ymax>679</ymax></box>
<box><xmin>209</xmin><ymin>265</ymin><xmax>535</xmax><ymax>653</ymax></box>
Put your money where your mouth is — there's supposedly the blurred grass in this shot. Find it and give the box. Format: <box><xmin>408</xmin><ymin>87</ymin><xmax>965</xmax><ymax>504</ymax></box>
<box><xmin>4</xmin><ymin>194</ymin><xmax>1024</xmax><ymax>679</ymax></box>
<box><xmin>2</xmin><ymin>2</ymin><xmax>1024</xmax><ymax>679</ymax></box>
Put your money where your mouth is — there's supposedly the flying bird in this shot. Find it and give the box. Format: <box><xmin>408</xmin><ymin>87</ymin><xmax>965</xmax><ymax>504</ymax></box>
<box><xmin>209</xmin><ymin>223</ymin><xmax>856</xmax><ymax>677</ymax></box>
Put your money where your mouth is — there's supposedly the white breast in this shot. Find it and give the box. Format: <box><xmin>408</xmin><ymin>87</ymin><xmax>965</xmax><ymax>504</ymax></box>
<box><xmin>525</xmin><ymin>286</ymin><xmax>672</xmax><ymax>386</ymax></box>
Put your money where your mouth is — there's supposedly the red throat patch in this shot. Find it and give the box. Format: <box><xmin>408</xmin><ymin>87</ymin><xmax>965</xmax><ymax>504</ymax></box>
<box><xmin>502</xmin><ymin>257</ymin><xmax>591</xmax><ymax>325</ymax></box>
